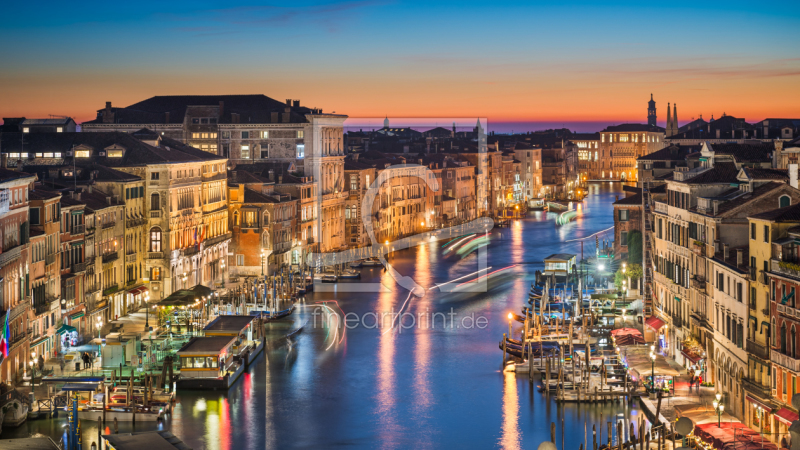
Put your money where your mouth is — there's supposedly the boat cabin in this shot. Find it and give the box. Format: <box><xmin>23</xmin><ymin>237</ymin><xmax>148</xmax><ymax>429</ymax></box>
<box><xmin>543</xmin><ymin>253</ymin><xmax>576</xmax><ymax>281</ymax></box>
<box><xmin>203</xmin><ymin>315</ymin><xmax>255</xmax><ymax>338</ymax></box>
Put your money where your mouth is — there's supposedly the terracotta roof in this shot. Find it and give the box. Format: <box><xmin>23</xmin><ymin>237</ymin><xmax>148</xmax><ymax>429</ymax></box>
<box><xmin>680</xmin><ymin>162</ymin><xmax>739</xmax><ymax>184</ymax></box>
<box><xmin>0</xmin><ymin>168</ymin><xmax>35</xmax><ymax>183</ymax></box>
<box><xmin>709</xmin><ymin>142</ymin><xmax>774</xmax><ymax>163</ymax></box>
<box><xmin>714</xmin><ymin>182</ymin><xmax>785</xmax><ymax>216</ymax></box>
<box><xmin>740</xmin><ymin>167</ymin><xmax>789</xmax><ymax>181</ymax></box>
<box><xmin>637</xmin><ymin>144</ymin><xmax>701</xmax><ymax>161</ymax></box>
<box><xmin>750</xmin><ymin>201</ymin><xmax>800</xmax><ymax>222</ymax></box>
<box><xmin>602</xmin><ymin>123</ymin><xmax>665</xmax><ymax>132</ymax></box>
<box><xmin>613</xmin><ymin>193</ymin><xmax>642</xmax><ymax>205</ymax></box>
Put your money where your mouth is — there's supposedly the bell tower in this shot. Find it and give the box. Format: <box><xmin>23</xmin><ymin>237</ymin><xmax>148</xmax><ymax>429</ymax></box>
<box><xmin>647</xmin><ymin>94</ymin><xmax>657</xmax><ymax>127</ymax></box>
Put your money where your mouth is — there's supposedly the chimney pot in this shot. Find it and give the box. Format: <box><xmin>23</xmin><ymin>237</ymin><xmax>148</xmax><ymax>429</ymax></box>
<box><xmin>737</xmin><ymin>248</ymin><xmax>743</xmax><ymax>266</ymax></box>
<box><xmin>286</xmin><ymin>99</ymin><xmax>291</xmax><ymax>106</ymax></box>
<box><xmin>293</xmin><ymin>100</ymin><xmax>300</xmax><ymax>108</ymax></box>
<box><xmin>723</xmin><ymin>243</ymin><xmax>729</xmax><ymax>260</ymax></box>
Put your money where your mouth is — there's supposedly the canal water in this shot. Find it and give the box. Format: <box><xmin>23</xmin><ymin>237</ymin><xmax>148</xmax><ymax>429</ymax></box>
<box><xmin>4</xmin><ymin>182</ymin><xmax>648</xmax><ymax>449</ymax></box>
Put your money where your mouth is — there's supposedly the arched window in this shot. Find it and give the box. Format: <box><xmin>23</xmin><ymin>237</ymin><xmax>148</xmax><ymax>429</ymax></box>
<box><xmin>263</xmin><ymin>211</ymin><xmax>270</xmax><ymax>226</ymax></box>
<box><xmin>772</xmin><ymin>317</ymin><xmax>777</xmax><ymax>347</ymax></box>
<box><xmin>262</xmin><ymin>231</ymin><xmax>270</xmax><ymax>248</ymax></box>
<box><xmin>150</xmin><ymin>227</ymin><xmax>162</xmax><ymax>252</ymax></box>
<box><xmin>782</xmin><ymin>322</ymin><xmax>787</xmax><ymax>354</ymax></box>
<box><xmin>780</xmin><ymin>195</ymin><xmax>791</xmax><ymax>208</ymax></box>
<box><xmin>233</xmin><ymin>211</ymin><xmax>239</xmax><ymax>226</ymax></box>
<box><xmin>151</xmin><ymin>193</ymin><xmax>160</xmax><ymax>211</ymax></box>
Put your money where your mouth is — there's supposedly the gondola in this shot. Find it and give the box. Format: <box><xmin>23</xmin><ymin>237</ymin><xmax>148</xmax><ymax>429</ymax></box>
<box><xmin>251</xmin><ymin>305</ymin><xmax>295</xmax><ymax>320</ymax></box>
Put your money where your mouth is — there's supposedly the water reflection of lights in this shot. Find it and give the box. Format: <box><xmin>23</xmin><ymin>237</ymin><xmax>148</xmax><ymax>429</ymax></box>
<box><xmin>500</xmin><ymin>370</ymin><xmax>521</xmax><ymax>450</ymax></box>
<box><xmin>195</xmin><ymin>398</ymin><xmax>207</xmax><ymax>411</ymax></box>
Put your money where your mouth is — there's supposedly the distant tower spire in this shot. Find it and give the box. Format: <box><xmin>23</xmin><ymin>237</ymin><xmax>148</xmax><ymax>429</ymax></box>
<box><xmin>384</xmin><ymin>116</ymin><xmax>389</xmax><ymax>128</ymax></box>
<box><xmin>647</xmin><ymin>94</ymin><xmax>657</xmax><ymax>127</ymax></box>
<box><xmin>671</xmin><ymin>103</ymin><xmax>678</xmax><ymax>136</ymax></box>
<box><xmin>666</xmin><ymin>103</ymin><xmax>672</xmax><ymax>134</ymax></box>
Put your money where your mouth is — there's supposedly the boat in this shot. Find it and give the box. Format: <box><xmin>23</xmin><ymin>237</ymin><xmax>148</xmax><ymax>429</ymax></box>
<box><xmin>338</xmin><ymin>269</ymin><xmax>361</xmax><ymax>279</ymax></box>
<box><xmin>251</xmin><ymin>305</ymin><xmax>295</xmax><ymax>320</ymax></box>
<box><xmin>321</xmin><ymin>274</ymin><xmax>338</xmax><ymax>283</ymax></box>
<box><xmin>361</xmin><ymin>257</ymin><xmax>383</xmax><ymax>267</ymax></box>
<box><xmin>349</xmin><ymin>260</ymin><xmax>363</xmax><ymax>268</ymax></box>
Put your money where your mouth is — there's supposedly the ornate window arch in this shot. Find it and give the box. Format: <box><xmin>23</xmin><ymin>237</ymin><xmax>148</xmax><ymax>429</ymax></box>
<box><xmin>151</xmin><ymin>192</ymin><xmax>160</xmax><ymax>211</ymax></box>
<box><xmin>150</xmin><ymin>227</ymin><xmax>162</xmax><ymax>252</ymax></box>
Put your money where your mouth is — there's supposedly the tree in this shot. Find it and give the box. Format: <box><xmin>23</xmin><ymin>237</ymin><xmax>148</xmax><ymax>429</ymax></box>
<box><xmin>627</xmin><ymin>230</ymin><xmax>643</xmax><ymax>264</ymax></box>
<box><xmin>614</xmin><ymin>263</ymin><xmax>643</xmax><ymax>290</ymax></box>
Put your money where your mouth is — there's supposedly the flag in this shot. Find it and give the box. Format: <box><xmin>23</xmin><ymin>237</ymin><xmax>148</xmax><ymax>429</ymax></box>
<box><xmin>0</xmin><ymin>312</ymin><xmax>9</xmax><ymax>358</ymax></box>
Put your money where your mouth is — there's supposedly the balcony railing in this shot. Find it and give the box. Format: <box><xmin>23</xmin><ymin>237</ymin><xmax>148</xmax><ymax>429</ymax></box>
<box><xmin>691</xmin><ymin>275</ymin><xmax>706</xmax><ymax>291</ymax></box>
<box><xmin>747</xmin><ymin>339</ymin><xmax>770</xmax><ymax>361</ymax></box>
<box><xmin>772</xmin><ymin>349</ymin><xmax>800</xmax><ymax>372</ymax></box>
<box><xmin>70</xmin><ymin>224</ymin><xmax>85</xmax><ymax>235</ymax></box>
<box><xmin>0</xmin><ymin>245</ymin><xmax>23</xmax><ymax>267</ymax></box>
<box><xmin>181</xmin><ymin>246</ymin><xmax>199</xmax><ymax>257</ymax></box>
<box><xmin>147</xmin><ymin>252</ymin><xmax>164</xmax><ymax>260</ymax></box>
<box><xmin>741</xmin><ymin>377</ymin><xmax>772</xmax><ymax>399</ymax></box>
<box><xmin>126</xmin><ymin>217</ymin><xmax>147</xmax><ymax>228</ymax></box>
<box><xmin>654</xmin><ymin>201</ymin><xmax>668</xmax><ymax>214</ymax></box>
<box><xmin>45</xmin><ymin>253</ymin><xmax>56</xmax><ymax>265</ymax></box>
<box><xmin>70</xmin><ymin>262</ymin><xmax>86</xmax><ymax>273</ymax></box>
<box><xmin>101</xmin><ymin>221</ymin><xmax>116</xmax><ymax>229</ymax></box>
<box><xmin>773</xmin><ymin>259</ymin><xmax>800</xmax><ymax>280</ymax></box>
<box><xmin>102</xmin><ymin>251</ymin><xmax>119</xmax><ymax>264</ymax></box>
<box><xmin>125</xmin><ymin>253</ymin><xmax>137</xmax><ymax>263</ymax></box>
<box><xmin>86</xmin><ymin>284</ymin><xmax>100</xmax><ymax>295</ymax></box>
<box><xmin>34</xmin><ymin>303</ymin><xmax>50</xmax><ymax>316</ymax></box>
<box><xmin>150</xmin><ymin>210</ymin><xmax>162</xmax><ymax>218</ymax></box>
<box><xmin>103</xmin><ymin>284</ymin><xmax>119</xmax><ymax>296</ymax></box>
<box><xmin>204</xmin><ymin>232</ymin><xmax>232</xmax><ymax>248</ymax></box>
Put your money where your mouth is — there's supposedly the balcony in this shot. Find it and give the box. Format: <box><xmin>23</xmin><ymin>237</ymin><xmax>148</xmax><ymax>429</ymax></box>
<box><xmin>204</xmin><ymin>232</ymin><xmax>232</xmax><ymax>248</ymax></box>
<box><xmin>773</xmin><ymin>259</ymin><xmax>800</xmax><ymax>280</ymax></box>
<box><xmin>0</xmin><ymin>189</ymin><xmax>9</xmax><ymax>214</ymax></box>
<box><xmin>125</xmin><ymin>253</ymin><xmax>136</xmax><ymax>263</ymax></box>
<box><xmin>45</xmin><ymin>253</ymin><xmax>56</xmax><ymax>266</ymax></box>
<box><xmin>691</xmin><ymin>241</ymin><xmax>705</xmax><ymax>256</ymax></box>
<box><xmin>181</xmin><ymin>246</ymin><xmax>199</xmax><ymax>257</ymax></box>
<box><xmin>747</xmin><ymin>339</ymin><xmax>770</xmax><ymax>361</ymax></box>
<box><xmin>147</xmin><ymin>252</ymin><xmax>164</xmax><ymax>260</ymax></box>
<box><xmin>654</xmin><ymin>201</ymin><xmax>668</xmax><ymax>215</ymax></box>
<box><xmin>102</xmin><ymin>251</ymin><xmax>119</xmax><ymax>264</ymax></box>
<box><xmin>126</xmin><ymin>217</ymin><xmax>147</xmax><ymax>228</ymax></box>
<box><xmin>70</xmin><ymin>262</ymin><xmax>86</xmax><ymax>273</ymax></box>
<box><xmin>86</xmin><ymin>284</ymin><xmax>100</xmax><ymax>295</ymax></box>
<box><xmin>741</xmin><ymin>377</ymin><xmax>772</xmax><ymax>399</ymax></box>
<box><xmin>70</xmin><ymin>224</ymin><xmax>85</xmax><ymax>235</ymax></box>
<box><xmin>101</xmin><ymin>221</ymin><xmax>116</xmax><ymax>229</ymax></box>
<box><xmin>0</xmin><ymin>245</ymin><xmax>23</xmax><ymax>267</ymax></box>
<box><xmin>150</xmin><ymin>210</ymin><xmax>162</xmax><ymax>219</ymax></box>
<box><xmin>33</xmin><ymin>302</ymin><xmax>50</xmax><ymax>316</ymax></box>
<box><xmin>691</xmin><ymin>275</ymin><xmax>706</xmax><ymax>291</ymax></box>
<box><xmin>103</xmin><ymin>284</ymin><xmax>119</xmax><ymax>296</ymax></box>
<box><xmin>772</xmin><ymin>349</ymin><xmax>800</xmax><ymax>372</ymax></box>
<box><xmin>777</xmin><ymin>303</ymin><xmax>800</xmax><ymax>320</ymax></box>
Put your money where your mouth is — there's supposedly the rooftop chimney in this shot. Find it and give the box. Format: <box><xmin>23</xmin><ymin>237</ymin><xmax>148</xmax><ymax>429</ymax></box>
<box><xmin>286</xmin><ymin>99</ymin><xmax>291</xmax><ymax>106</ymax></box>
<box><xmin>102</xmin><ymin>101</ymin><xmax>114</xmax><ymax>124</ymax></box>
<box><xmin>231</xmin><ymin>113</ymin><xmax>240</xmax><ymax>124</ymax></box>
<box><xmin>292</xmin><ymin>100</ymin><xmax>300</xmax><ymax>108</ymax></box>
<box><xmin>219</xmin><ymin>101</ymin><xmax>224</xmax><ymax>118</ymax></box>
<box><xmin>737</xmin><ymin>248</ymin><xmax>743</xmax><ymax>266</ymax></box>
<box><xmin>271</xmin><ymin>112</ymin><xmax>279</xmax><ymax>122</ymax></box>
<box><xmin>790</xmin><ymin>164</ymin><xmax>798</xmax><ymax>189</ymax></box>
<box><xmin>723</xmin><ymin>243</ymin><xmax>729</xmax><ymax>260</ymax></box>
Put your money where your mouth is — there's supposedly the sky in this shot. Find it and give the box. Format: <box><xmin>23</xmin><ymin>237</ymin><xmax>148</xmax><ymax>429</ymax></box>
<box><xmin>1</xmin><ymin>0</ymin><xmax>799</xmax><ymax>132</ymax></box>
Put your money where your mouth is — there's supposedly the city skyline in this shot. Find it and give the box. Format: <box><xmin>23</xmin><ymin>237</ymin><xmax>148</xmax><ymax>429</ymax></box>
<box><xmin>1</xmin><ymin>1</ymin><xmax>799</xmax><ymax>130</ymax></box>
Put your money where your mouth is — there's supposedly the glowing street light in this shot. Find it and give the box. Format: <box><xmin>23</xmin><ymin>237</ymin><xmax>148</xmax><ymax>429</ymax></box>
<box><xmin>713</xmin><ymin>393</ymin><xmax>724</xmax><ymax>427</ymax></box>
<box><xmin>507</xmin><ymin>312</ymin><xmax>513</xmax><ymax>339</ymax></box>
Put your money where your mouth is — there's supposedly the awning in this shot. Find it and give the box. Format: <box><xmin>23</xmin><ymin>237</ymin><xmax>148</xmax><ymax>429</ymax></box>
<box><xmin>56</xmin><ymin>324</ymin><xmax>76</xmax><ymax>335</ymax></box>
<box><xmin>89</xmin><ymin>305</ymin><xmax>109</xmax><ymax>315</ymax></box>
<box><xmin>70</xmin><ymin>311</ymin><xmax>85</xmax><ymax>320</ymax></box>
<box><xmin>62</xmin><ymin>383</ymin><xmax>99</xmax><ymax>392</ymax></box>
<box><xmin>674</xmin><ymin>296</ymin><xmax>681</xmax><ymax>302</ymax></box>
<box><xmin>681</xmin><ymin>350</ymin><xmax>703</xmax><ymax>364</ymax></box>
<box><xmin>746</xmin><ymin>395</ymin><xmax>772</xmax><ymax>412</ymax></box>
<box><xmin>127</xmin><ymin>286</ymin><xmax>148</xmax><ymax>296</ymax></box>
<box><xmin>645</xmin><ymin>316</ymin><xmax>665</xmax><ymax>330</ymax></box>
<box><xmin>774</xmin><ymin>407</ymin><xmax>799</xmax><ymax>425</ymax></box>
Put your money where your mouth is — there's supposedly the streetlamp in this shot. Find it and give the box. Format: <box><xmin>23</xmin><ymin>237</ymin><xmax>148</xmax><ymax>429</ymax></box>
<box><xmin>650</xmin><ymin>345</ymin><xmax>656</xmax><ymax>393</ymax></box>
<box><xmin>261</xmin><ymin>249</ymin><xmax>267</xmax><ymax>277</ymax></box>
<box><xmin>713</xmin><ymin>393</ymin><xmax>725</xmax><ymax>427</ymax></box>
<box><xmin>30</xmin><ymin>351</ymin><xmax>36</xmax><ymax>394</ymax></box>
<box><xmin>96</xmin><ymin>317</ymin><xmax>102</xmax><ymax>370</ymax></box>
<box><xmin>144</xmin><ymin>293</ymin><xmax>151</xmax><ymax>329</ymax></box>
<box><xmin>507</xmin><ymin>313</ymin><xmax>513</xmax><ymax>339</ymax></box>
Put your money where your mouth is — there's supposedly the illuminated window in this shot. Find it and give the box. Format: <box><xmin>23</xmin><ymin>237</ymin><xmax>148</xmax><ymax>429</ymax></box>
<box><xmin>151</xmin><ymin>267</ymin><xmax>161</xmax><ymax>281</ymax></box>
<box><xmin>601</xmin><ymin>134</ymin><xmax>605</xmax><ymax>142</ymax></box>
<box><xmin>54</xmin><ymin>152</ymin><xmax>61</xmax><ymax>158</ymax></box>
<box><xmin>296</xmin><ymin>144</ymin><xmax>305</xmax><ymax>159</ymax></box>
<box><xmin>297</xmin><ymin>130</ymin><xmax>304</xmax><ymax>139</ymax></box>
<box><xmin>241</xmin><ymin>145</ymin><xmax>250</xmax><ymax>159</ymax></box>
<box><xmin>35</xmin><ymin>153</ymin><xmax>43</xmax><ymax>158</ymax></box>
<box><xmin>76</xmin><ymin>150</ymin><xmax>90</xmax><ymax>158</ymax></box>
<box><xmin>619</xmin><ymin>134</ymin><xmax>629</xmax><ymax>142</ymax></box>
<box><xmin>22</xmin><ymin>127</ymin><xmax>29</xmax><ymax>133</ymax></box>
<box><xmin>150</xmin><ymin>227</ymin><xmax>162</xmax><ymax>252</ymax></box>
<box><xmin>57</xmin><ymin>127</ymin><xmax>63</xmax><ymax>133</ymax></box>
<box><xmin>192</xmin><ymin>133</ymin><xmax>200</xmax><ymax>139</ymax></box>
<box><xmin>262</xmin><ymin>131</ymin><xmax>269</xmax><ymax>139</ymax></box>
<box><xmin>108</xmin><ymin>150</ymin><xmax>123</xmax><ymax>158</ymax></box>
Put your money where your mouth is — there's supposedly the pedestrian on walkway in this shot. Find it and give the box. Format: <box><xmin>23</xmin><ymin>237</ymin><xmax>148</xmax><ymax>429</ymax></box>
<box><xmin>59</xmin><ymin>359</ymin><xmax>65</xmax><ymax>374</ymax></box>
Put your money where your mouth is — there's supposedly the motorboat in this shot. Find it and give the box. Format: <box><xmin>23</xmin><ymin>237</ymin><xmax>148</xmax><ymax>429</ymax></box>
<box><xmin>338</xmin><ymin>269</ymin><xmax>361</xmax><ymax>279</ymax></box>
<box><xmin>361</xmin><ymin>257</ymin><xmax>383</xmax><ymax>267</ymax></box>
